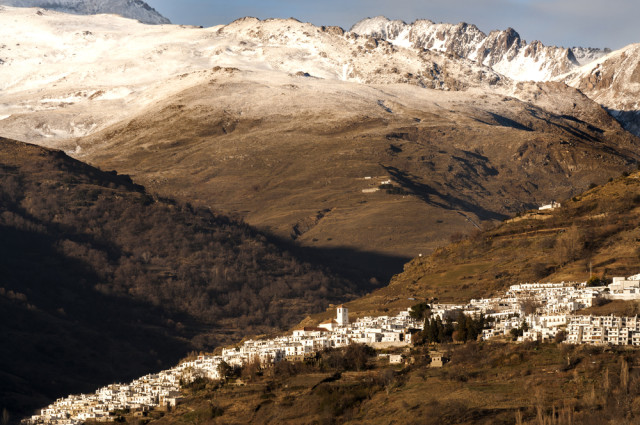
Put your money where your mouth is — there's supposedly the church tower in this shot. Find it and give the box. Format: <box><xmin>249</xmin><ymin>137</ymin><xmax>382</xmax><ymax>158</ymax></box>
<box><xmin>336</xmin><ymin>305</ymin><xmax>349</xmax><ymax>326</ymax></box>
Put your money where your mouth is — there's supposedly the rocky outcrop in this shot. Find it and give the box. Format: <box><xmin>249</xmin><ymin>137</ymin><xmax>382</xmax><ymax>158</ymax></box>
<box><xmin>571</xmin><ymin>47</ymin><xmax>610</xmax><ymax>66</ymax></box>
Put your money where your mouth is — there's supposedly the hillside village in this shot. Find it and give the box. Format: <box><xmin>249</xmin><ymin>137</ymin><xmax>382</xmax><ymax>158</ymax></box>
<box><xmin>23</xmin><ymin>273</ymin><xmax>640</xmax><ymax>424</ymax></box>
<box><xmin>23</xmin><ymin>306</ymin><xmax>422</xmax><ymax>425</ymax></box>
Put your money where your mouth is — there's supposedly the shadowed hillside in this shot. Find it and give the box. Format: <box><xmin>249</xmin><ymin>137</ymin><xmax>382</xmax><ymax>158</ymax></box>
<box><xmin>0</xmin><ymin>138</ymin><xmax>361</xmax><ymax>420</ymax></box>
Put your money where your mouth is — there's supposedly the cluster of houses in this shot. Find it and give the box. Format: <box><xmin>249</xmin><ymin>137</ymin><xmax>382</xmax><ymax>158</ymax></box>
<box><xmin>429</xmin><ymin>281</ymin><xmax>600</xmax><ymax>342</ymax></box>
<box><xmin>25</xmin><ymin>369</ymin><xmax>183</xmax><ymax>424</ymax></box>
<box><xmin>430</xmin><ymin>273</ymin><xmax>640</xmax><ymax>344</ymax></box>
<box><xmin>607</xmin><ymin>275</ymin><xmax>640</xmax><ymax>299</ymax></box>
<box><xmin>24</xmin><ymin>273</ymin><xmax>640</xmax><ymax>424</ymax></box>
<box><xmin>566</xmin><ymin>315</ymin><xmax>640</xmax><ymax>345</ymax></box>
<box><xmin>23</xmin><ymin>306</ymin><xmax>422</xmax><ymax>425</ymax></box>
<box><xmin>219</xmin><ymin>305</ymin><xmax>422</xmax><ymax>367</ymax></box>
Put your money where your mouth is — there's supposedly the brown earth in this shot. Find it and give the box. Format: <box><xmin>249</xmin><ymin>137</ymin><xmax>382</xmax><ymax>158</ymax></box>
<box><xmin>72</xmin><ymin>69</ymin><xmax>640</xmax><ymax>283</ymax></box>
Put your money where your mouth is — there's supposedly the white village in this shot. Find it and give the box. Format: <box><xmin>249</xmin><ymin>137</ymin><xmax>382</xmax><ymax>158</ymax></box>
<box><xmin>24</xmin><ymin>273</ymin><xmax>640</xmax><ymax>425</ymax></box>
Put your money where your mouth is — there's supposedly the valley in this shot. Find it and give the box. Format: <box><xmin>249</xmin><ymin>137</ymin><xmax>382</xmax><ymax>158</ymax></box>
<box><xmin>1</xmin><ymin>8</ymin><xmax>638</xmax><ymax>284</ymax></box>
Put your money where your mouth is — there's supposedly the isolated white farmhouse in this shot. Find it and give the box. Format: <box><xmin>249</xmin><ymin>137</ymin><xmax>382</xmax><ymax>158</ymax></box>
<box><xmin>539</xmin><ymin>201</ymin><xmax>561</xmax><ymax>211</ymax></box>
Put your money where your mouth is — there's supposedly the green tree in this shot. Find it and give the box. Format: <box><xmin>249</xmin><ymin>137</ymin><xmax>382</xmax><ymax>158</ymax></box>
<box><xmin>454</xmin><ymin>312</ymin><xmax>468</xmax><ymax>342</ymax></box>
<box><xmin>509</xmin><ymin>328</ymin><xmax>521</xmax><ymax>340</ymax></box>
<box><xmin>587</xmin><ymin>275</ymin><xmax>605</xmax><ymax>287</ymax></box>
<box><xmin>467</xmin><ymin>314</ymin><xmax>485</xmax><ymax>342</ymax></box>
<box><xmin>509</xmin><ymin>321</ymin><xmax>529</xmax><ymax>340</ymax></box>
<box><xmin>554</xmin><ymin>330</ymin><xmax>567</xmax><ymax>343</ymax></box>
<box><xmin>428</xmin><ymin>317</ymin><xmax>439</xmax><ymax>342</ymax></box>
<box><xmin>410</xmin><ymin>303</ymin><xmax>431</xmax><ymax>320</ymax></box>
<box><xmin>454</xmin><ymin>313</ymin><xmax>485</xmax><ymax>342</ymax></box>
<box><xmin>437</xmin><ymin>317</ymin><xmax>447</xmax><ymax>343</ymax></box>
<box><xmin>217</xmin><ymin>361</ymin><xmax>233</xmax><ymax>380</ymax></box>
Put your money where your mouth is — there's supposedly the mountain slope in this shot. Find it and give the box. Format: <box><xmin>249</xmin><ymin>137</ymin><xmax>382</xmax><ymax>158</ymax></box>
<box><xmin>0</xmin><ymin>0</ymin><xmax>170</xmax><ymax>24</ymax></box>
<box><xmin>123</xmin><ymin>343</ymin><xmax>640</xmax><ymax>425</ymax></box>
<box><xmin>1</xmin><ymin>8</ymin><xmax>639</xmax><ymax>282</ymax></box>
<box><xmin>0</xmin><ymin>137</ymin><xmax>359</xmax><ymax>420</ymax></box>
<box><xmin>72</xmin><ymin>68</ymin><xmax>640</xmax><ymax>283</ymax></box>
<box><xmin>351</xmin><ymin>16</ymin><xmax>607</xmax><ymax>82</ymax></box>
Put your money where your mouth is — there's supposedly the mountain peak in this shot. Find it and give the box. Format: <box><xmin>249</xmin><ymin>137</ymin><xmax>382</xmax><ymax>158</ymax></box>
<box><xmin>0</xmin><ymin>0</ymin><xmax>170</xmax><ymax>24</ymax></box>
<box><xmin>350</xmin><ymin>16</ymin><xmax>409</xmax><ymax>40</ymax></box>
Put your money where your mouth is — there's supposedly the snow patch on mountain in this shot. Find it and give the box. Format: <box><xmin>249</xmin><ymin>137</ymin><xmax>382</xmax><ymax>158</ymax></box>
<box><xmin>571</xmin><ymin>47</ymin><xmax>610</xmax><ymax>66</ymax></box>
<box><xmin>0</xmin><ymin>0</ymin><xmax>170</xmax><ymax>24</ymax></box>
<box><xmin>0</xmin><ymin>7</ymin><xmax>634</xmax><ymax>146</ymax></box>
<box><xmin>352</xmin><ymin>16</ymin><xmax>606</xmax><ymax>82</ymax></box>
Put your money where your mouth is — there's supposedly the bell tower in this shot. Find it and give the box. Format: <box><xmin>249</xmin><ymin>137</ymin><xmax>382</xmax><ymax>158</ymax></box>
<box><xmin>336</xmin><ymin>305</ymin><xmax>349</xmax><ymax>326</ymax></box>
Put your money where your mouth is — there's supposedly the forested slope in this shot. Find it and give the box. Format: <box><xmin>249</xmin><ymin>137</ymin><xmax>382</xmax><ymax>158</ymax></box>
<box><xmin>0</xmin><ymin>138</ymin><xmax>358</xmax><ymax>420</ymax></box>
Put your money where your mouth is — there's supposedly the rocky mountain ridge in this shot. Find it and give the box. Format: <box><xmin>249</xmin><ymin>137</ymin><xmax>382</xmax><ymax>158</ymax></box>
<box><xmin>0</xmin><ymin>0</ymin><xmax>170</xmax><ymax>24</ymax></box>
<box><xmin>0</xmin><ymin>8</ymin><xmax>635</xmax><ymax>146</ymax></box>
<box><xmin>351</xmin><ymin>16</ymin><xmax>609</xmax><ymax>81</ymax></box>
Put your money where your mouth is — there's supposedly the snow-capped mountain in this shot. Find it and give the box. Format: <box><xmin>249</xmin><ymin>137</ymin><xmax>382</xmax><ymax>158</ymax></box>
<box><xmin>351</xmin><ymin>16</ymin><xmax>607</xmax><ymax>82</ymax></box>
<box><xmin>0</xmin><ymin>8</ymin><xmax>504</xmax><ymax>143</ymax></box>
<box><xmin>0</xmin><ymin>6</ymin><xmax>637</xmax><ymax>143</ymax></box>
<box><xmin>561</xmin><ymin>44</ymin><xmax>640</xmax><ymax>136</ymax></box>
<box><xmin>0</xmin><ymin>0</ymin><xmax>170</xmax><ymax>24</ymax></box>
